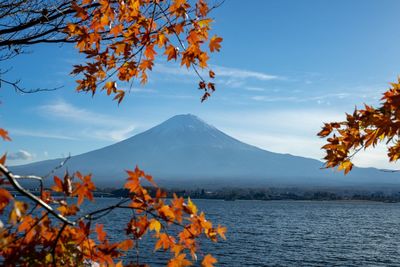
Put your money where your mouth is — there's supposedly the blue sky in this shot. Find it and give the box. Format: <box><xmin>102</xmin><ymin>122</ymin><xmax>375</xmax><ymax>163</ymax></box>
<box><xmin>3</xmin><ymin>0</ymin><xmax>400</xmax><ymax>169</ymax></box>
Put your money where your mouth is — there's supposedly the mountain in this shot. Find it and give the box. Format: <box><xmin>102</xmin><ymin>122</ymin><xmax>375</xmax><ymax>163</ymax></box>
<box><xmin>9</xmin><ymin>114</ymin><xmax>400</xmax><ymax>188</ymax></box>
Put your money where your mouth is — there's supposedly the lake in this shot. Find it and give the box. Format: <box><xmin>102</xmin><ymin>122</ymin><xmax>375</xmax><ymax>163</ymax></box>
<box><xmin>82</xmin><ymin>199</ymin><xmax>400</xmax><ymax>266</ymax></box>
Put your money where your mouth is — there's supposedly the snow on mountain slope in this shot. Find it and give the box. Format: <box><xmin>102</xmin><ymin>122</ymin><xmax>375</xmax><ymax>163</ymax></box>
<box><xmin>10</xmin><ymin>114</ymin><xmax>400</xmax><ymax>187</ymax></box>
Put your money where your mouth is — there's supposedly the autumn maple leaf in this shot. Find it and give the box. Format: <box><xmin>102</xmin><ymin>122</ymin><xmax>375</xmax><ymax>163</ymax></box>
<box><xmin>209</xmin><ymin>35</ymin><xmax>223</xmax><ymax>52</ymax></box>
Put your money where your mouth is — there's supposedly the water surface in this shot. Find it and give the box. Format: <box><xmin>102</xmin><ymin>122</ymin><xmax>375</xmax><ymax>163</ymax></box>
<box><xmin>87</xmin><ymin>199</ymin><xmax>400</xmax><ymax>266</ymax></box>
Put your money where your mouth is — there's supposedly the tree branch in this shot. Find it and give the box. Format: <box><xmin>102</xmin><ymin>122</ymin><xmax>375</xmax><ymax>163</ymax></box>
<box><xmin>0</xmin><ymin>164</ymin><xmax>74</xmax><ymax>226</ymax></box>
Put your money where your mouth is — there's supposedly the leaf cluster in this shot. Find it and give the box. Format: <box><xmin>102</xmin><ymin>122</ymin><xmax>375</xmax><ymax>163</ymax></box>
<box><xmin>65</xmin><ymin>0</ymin><xmax>222</xmax><ymax>103</ymax></box>
<box><xmin>0</xmin><ymin>161</ymin><xmax>225</xmax><ymax>266</ymax></box>
<box><xmin>1</xmin><ymin>0</ymin><xmax>222</xmax><ymax>101</ymax></box>
<box><xmin>318</xmin><ymin>78</ymin><xmax>400</xmax><ymax>173</ymax></box>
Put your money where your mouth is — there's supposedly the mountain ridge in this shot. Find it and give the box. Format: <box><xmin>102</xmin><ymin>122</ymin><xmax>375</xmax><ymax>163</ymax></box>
<box><xmin>9</xmin><ymin>114</ymin><xmax>400</xmax><ymax>188</ymax></box>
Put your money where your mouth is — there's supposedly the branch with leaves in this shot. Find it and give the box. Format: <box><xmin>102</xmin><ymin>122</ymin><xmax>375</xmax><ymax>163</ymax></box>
<box><xmin>0</xmin><ymin>161</ymin><xmax>225</xmax><ymax>266</ymax></box>
<box><xmin>318</xmin><ymin>77</ymin><xmax>400</xmax><ymax>174</ymax></box>
<box><xmin>1</xmin><ymin>0</ymin><xmax>223</xmax><ymax>102</ymax></box>
<box><xmin>0</xmin><ymin>1</ymin><xmax>225</xmax><ymax>265</ymax></box>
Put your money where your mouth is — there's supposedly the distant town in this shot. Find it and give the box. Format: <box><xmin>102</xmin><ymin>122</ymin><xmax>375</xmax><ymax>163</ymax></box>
<box><xmin>9</xmin><ymin>186</ymin><xmax>400</xmax><ymax>203</ymax></box>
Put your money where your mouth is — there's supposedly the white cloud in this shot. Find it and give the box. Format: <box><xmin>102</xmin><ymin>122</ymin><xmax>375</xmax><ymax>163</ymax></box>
<box><xmin>248</xmin><ymin>92</ymin><xmax>359</xmax><ymax>104</ymax></box>
<box><xmin>204</xmin><ymin>108</ymin><xmax>341</xmax><ymax>158</ymax></box>
<box><xmin>227</xmin><ymin>129</ymin><xmax>398</xmax><ymax>170</ymax></box>
<box><xmin>87</xmin><ymin>125</ymin><xmax>136</xmax><ymax>141</ymax></box>
<box><xmin>127</xmin><ymin>87</ymin><xmax>157</xmax><ymax>94</ymax></box>
<box><xmin>209</xmin><ymin>108</ymin><xmax>343</xmax><ymax>139</ymax></box>
<box><xmin>250</xmin><ymin>95</ymin><xmax>298</xmax><ymax>102</ymax></box>
<box><xmin>229</xmin><ymin>130</ymin><xmax>325</xmax><ymax>159</ymax></box>
<box><xmin>10</xmin><ymin>129</ymin><xmax>77</xmax><ymax>140</ymax></box>
<box><xmin>206</xmin><ymin>108</ymin><xmax>400</xmax><ymax>169</ymax></box>
<box><xmin>153</xmin><ymin>63</ymin><xmax>281</xmax><ymax>82</ymax></box>
<box><xmin>212</xmin><ymin>65</ymin><xmax>281</xmax><ymax>81</ymax></box>
<box><xmin>153</xmin><ymin>63</ymin><xmax>194</xmax><ymax>76</ymax></box>
<box><xmin>8</xmin><ymin>150</ymin><xmax>34</xmax><ymax>161</ymax></box>
<box><xmin>38</xmin><ymin>100</ymin><xmax>126</xmax><ymax>127</ymax></box>
<box><xmin>35</xmin><ymin>100</ymin><xmax>136</xmax><ymax>141</ymax></box>
<box><xmin>218</xmin><ymin>78</ymin><xmax>245</xmax><ymax>88</ymax></box>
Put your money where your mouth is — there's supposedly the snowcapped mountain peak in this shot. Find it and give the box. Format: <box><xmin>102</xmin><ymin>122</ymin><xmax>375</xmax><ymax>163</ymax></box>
<box><xmin>137</xmin><ymin>113</ymin><xmax>227</xmax><ymax>145</ymax></box>
<box><xmin>10</xmin><ymin>114</ymin><xmax>400</xmax><ymax>188</ymax></box>
<box><xmin>154</xmin><ymin>114</ymin><xmax>216</xmax><ymax>131</ymax></box>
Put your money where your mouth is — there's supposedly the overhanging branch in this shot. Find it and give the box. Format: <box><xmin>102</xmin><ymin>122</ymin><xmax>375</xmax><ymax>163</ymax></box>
<box><xmin>0</xmin><ymin>164</ymin><xmax>75</xmax><ymax>226</ymax></box>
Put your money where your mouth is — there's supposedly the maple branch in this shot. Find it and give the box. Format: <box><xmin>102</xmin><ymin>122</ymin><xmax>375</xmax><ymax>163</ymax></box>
<box><xmin>78</xmin><ymin>197</ymin><xmax>190</xmax><ymax>232</ymax></box>
<box><xmin>0</xmin><ymin>164</ymin><xmax>75</xmax><ymax>226</ymax></box>
<box><xmin>14</xmin><ymin>174</ymin><xmax>44</xmax><ymax>202</ymax></box>
<box><xmin>0</xmin><ymin>25</ymin><xmax>65</xmax><ymax>46</ymax></box>
<box><xmin>13</xmin><ymin>173</ymin><xmax>47</xmax><ymax>214</ymax></box>
<box><xmin>130</xmin><ymin>208</ymin><xmax>141</xmax><ymax>266</ymax></box>
<box><xmin>85</xmin><ymin>218</ymin><xmax>95</xmax><ymax>263</ymax></box>
<box><xmin>79</xmin><ymin>198</ymin><xmax>131</xmax><ymax>221</ymax></box>
<box><xmin>43</xmin><ymin>154</ymin><xmax>71</xmax><ymax>179</ymax></box>
<box><xmin>94</xmin><ymin>43</ymin><xmax>147</xmax><ymax>88</ymax></box>
<box><xmin>155</xmin><ymin>1</ymin><xmax>207</xmax><ymax>89</ymax></box>
<box><xmin>110</xmin><ymin>204</ymin><xmax>197</xmax><ymax>238</ymax></box>
<box><xmin>0</xmin><ymin>2</ymin><xmax>98</xmax><ymax>36</ymax></box>
<box><xmin>13</xmin><ymin>174</ymin><xmax>42</xmax><ymax>181</ymax></box>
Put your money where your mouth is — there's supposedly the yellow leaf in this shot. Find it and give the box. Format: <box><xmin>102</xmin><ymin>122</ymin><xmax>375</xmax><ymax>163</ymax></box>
<box><xmin>338</xmin><ymin>161</ymin><xmax>353</xmax><ymax>175</ymax></box>
<box><xmin>217</xmin><ymin>225</ymin><xmax>227</xmax><ymax>240</ymax></box>
<box><xmin>186</xmin><ymin>197</ymin><xmax>197</xmax><ymax>215</ymax></box>
<box><xmin>149</xmin><ymin>219</ymin><xmax>161</xmax><ymax>233</ymax></box>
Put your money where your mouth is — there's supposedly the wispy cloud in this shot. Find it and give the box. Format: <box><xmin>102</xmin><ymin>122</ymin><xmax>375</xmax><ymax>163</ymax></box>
<box><xmin>8</xmin><ymin>150</ymin><xmax>34</xmax><ymax>161</ymax></box>
<box><xmin>212</xmin><ymin>65</ymin><xmax>281</xmax><ymax>81</ymax></box>
<box><xmin>34</xmin><ymin>100</ymin><xmax>136</xmax><ymax>141</ymax></box>
<box><xmin>250</xmin><ymin>95</ymin><xmax>299</xmax><ymax>102</ymax></box>
<box><xmin>229</xmin><ymin>130</ymin><xmax>326</xmax><ymax>161</ymax></box>
<box><xmin>11</xmin><ymin>129</ymin><xmax>78</xmax><ymax>140</ymax></box>
<box><xmin>210</xmin><ymin>109</ymin><xmax>344</xmax><ymax>135</ymax></box>
<box><xmin>153</xmin><ymin>63</ymin><xmax>282</xmax><ymax>82</ymax></box>
<box><xmin>249</xmin><ymin>92</ymin><xmax>356</xmax><ymax>104</ymax></box>
<box><xmin>205</xmin><ymin>108</ymin><xmax>399</xmax><ymax>169</ymax></box>
<box><xmin>38</xmin><ymin>100</ymin><xmax>126</xmax><ymax>128</ymax></box>
<box><xmin>86</xmin><ymin>125</ymin><xmax>136</xmax><ymax>141</ymax></box>
<box><xmin>125</xmin><ymin>87</ymin><xmax>157</xmax><ymax>94</ymax></box>
<box><xmin>153</xmin><ymin>63</ymin><xmax>194</xmax><ymax>76</ymax></box>
<box><xmin>204</xmin><ymin>108</ymin><xmax>344</xmax><ymax>160</ymax></box>
<box><xmin>105</xmin><ymin>86</ymin><xmax>159</xmax><ymax>98</ymax></box>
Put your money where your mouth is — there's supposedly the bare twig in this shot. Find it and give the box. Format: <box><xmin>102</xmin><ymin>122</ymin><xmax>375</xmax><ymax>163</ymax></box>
<box><xmin>0</xmin><ymin>77</ymin><xmax>62</xmax><ymax>94</ymax></box>
<box><xmin>43</xmin><ymin>154</ymin><xmax>71</xmax><ymax>179</ymax></box>
<box><xmin>0</xmin><ymin>164</ymin><xmax>75</xmax><ymax>226</ymax></box>
<box><xmin>14</xmin><ymin>174</ymin><xmax>44</xmax><ymax>211</ymax></box>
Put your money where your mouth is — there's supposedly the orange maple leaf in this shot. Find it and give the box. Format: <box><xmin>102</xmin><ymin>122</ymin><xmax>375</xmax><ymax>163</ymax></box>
<box><xmin>201</xmin><ymin>254</ymin><xmax>217</xmax><ymax>267</ymax></box>
<box><xmin>0</xmin><ymin>128</ymin><xmax>11</xmax><ymax>141</ymax></box>
<box><xmin>209</xmin><ymin>35</ymin><xmax>223</xmax><ymax>52</ymax></box>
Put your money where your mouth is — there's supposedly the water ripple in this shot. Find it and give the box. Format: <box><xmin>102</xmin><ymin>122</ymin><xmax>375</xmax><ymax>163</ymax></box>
<box><xmin>89</xmin><ymin>199</ymin><xmax>400</xmax><ymax>266</ymax></box>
